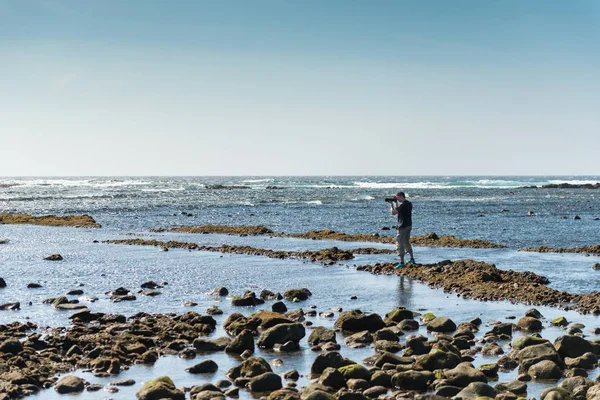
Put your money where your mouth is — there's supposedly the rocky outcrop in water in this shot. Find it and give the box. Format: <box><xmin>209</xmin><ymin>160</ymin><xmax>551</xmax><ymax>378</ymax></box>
<box><xmin>153</xmin><ymin>225</ymin><xmax>273</xmax><ymax>236</ymax></box>
<box><xmin>520</xmin><ymin>245</ymin><xmax>600</xmax><ymax>256</ymax></box>
<box><xmin>0</xmin><ymin>213</ymin><xmax>100</xmax><ymax>228</ymax></box>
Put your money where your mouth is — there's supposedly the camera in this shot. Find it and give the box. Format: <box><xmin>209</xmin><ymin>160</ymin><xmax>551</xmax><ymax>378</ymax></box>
<box><xmin>384</xmin><ymin>197</ymin><xmax>397</xmax><ymax>203</ymax></box>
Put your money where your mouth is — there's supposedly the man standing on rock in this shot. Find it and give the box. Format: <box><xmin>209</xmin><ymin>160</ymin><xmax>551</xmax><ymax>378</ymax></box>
<box><xmin>391</xmin><ymin>192</ymin><xmax>415</xmax><ymax>268</ymax></box>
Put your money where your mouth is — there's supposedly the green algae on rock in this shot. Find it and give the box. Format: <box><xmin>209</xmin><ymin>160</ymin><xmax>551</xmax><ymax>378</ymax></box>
<box><xmin>153</xmin><ymin>225</ymin><xmax>273</xmax><ymax>236</ymax></box>
<box><xmin>0</xmin><ymin>213</ymin><xmax>100</xmax><ymax>228</ymax></box>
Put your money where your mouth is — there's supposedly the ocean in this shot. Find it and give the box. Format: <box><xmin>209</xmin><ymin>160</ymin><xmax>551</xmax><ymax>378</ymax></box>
<box><xmin>1</xmin><ymin>176</ymin><xmax>600</xmax><ymax>399</ymax></box>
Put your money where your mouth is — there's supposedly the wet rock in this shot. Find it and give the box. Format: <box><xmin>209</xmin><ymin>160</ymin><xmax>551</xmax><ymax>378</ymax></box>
<box><xmin>495</xmin><ymin>380</ymin><xmax>527</xmax><ymax>394</ymax></box>
<box><xmin>44</xmin><ymin>254</ymin><xmax>63</xmax><ymax>261</ymax></box>
<box><xmin>67</xmin><ymin>289</ymin><xmax>84</xmax><ymax>295</ymax></box>
<box><xmin>334</xmin><ymin>310</ymin><xmax>385</xmax><ymax>332</ymax></box>
<box><xmin>552</xmin><ymin>316</ymin><xmax>569</xmax><ymax>327</ymax></box>
<box><xmin>267</xmin><ymin>389</ymin><xmax>301</xmax><ymax>400</ymax></box>
<box><xmin>274</xmin><ymin>340</ymin><xmax>300</xmax><ymax>352</ymax></box>
<box><xmin>283</xmin><ymin>288</ymin><xmax>312</xmax><ymax>301</ymax></box>
<box><xmin>540</xmin><ymin>387</ymin><xmax>571</xmax><ymax>400</ymax></box>
<box><xmin>250</xmin><ymin>310</ymin><xmax>293</xmax><ymax>329</ymax></box>
<box><xmin>391</xmin><ymin>370</ymin><xmax>434</xmax><ymax>391</ymax></box>
<box><xmin>435</xmin><ymin>386</ymin><xmax>462</xmax><ymax>397</ymax></box>
<box><xmin>338</xmin><ymin>364</ymin><xmax>370</xmax><ymax>380</ymax></box>
<box><xmin>272</xmin><ymin>301</ymin><xmax>288</xmax><ymax>313</ymax></box>
<box><xmin>139</xmin><ymin>289</ymin><xmax>161</xmax><ymax>296</ymax></box>
<box><xmin>478</xmin><ymin>363</ymin><xmax>499</xmax><ymax>378</ymax></box>
<box><xmin>346</xmin><ymin>378</ymin><xmax>369</xmax><ymax>391</ymax></box>
<box><xmin>374</xmin><ymin>340</ymin><xmax>403</xmax><ymax>353</ymax></box>
<box><xmin>384</xmin><ymin>307</ymin><xmax>414</xmax><ymax>324</ymax></box>
<box><xmin>187</xmin><ymin>359</ymin><xmax>219</xmax><ymax>374</ymax></box>
<box><xmin>369</xmin><ymin>371</ymin><xmax>392</xmax><ymax>388</ymax></box>
<box><xmin>257</xmin><ymin>323</ymin><xmax>305</xmax><ymax>349</ymax></box>
<box><xmin>0</xmin><ymin>302</ymin><xmax>20</xmax><ymax>310</ymax></box>
<box><xmin>482</xmin><ymin>342</ymin><xmax>504</xmax><ymax>356</ymax></box>
<box><xmin>228</xmin><ymin>356</ymin><xmax>272</xmax><ymax>380</ymax></box>
<box><xmin>512</xmin><ymin>335</ymin><xmax>549</xmax><ymax>350</ymax></box>
<box><xmin>0</xmin><ymin>338</ymin><xmax>23</xmax><ymax>355</ymax></box>
<box><xmin>444</xmin><ymin>363</ymin><xmax>488</xmax><ymax>387</ymax></box>
<box><xmin>345</xmin><ymin>330</ymin><xmax>373</xmax><ymax>348</ymax></box>
<box><xmin>363</xmin><ymin>386</ymin><xmax>388</xmax><ymax>398</ymax></box>
<box><xmin>27</xmin><ymin>282</ymin><xmax>42</xmax><ymax>288</ymax></box>
<box><xmin>184</xmin><ymin>301</ymin><xmax>198</xmax><ymax>307</ymax></box>
<box><xmin>518</xmin><ymin>342</ymin><xmax>563</xmax><ymax>370</ymax></box>
<box><xmin>211</xmin><ymin>287</ymin><xmax>229</xmax><ymax>296</ymax></box>
<box><xmin>427</xmin><ymin>317</ymin><xmax>457</xmax><ymax>333</ymax></box>
<box><xmin>319</xmin><ymin>367</ymin><xmax>346</xmax><ymax>390</ymax></box>
<box><xmin>526</xmin><ymin>308</ymin><xmax>544</xmax><ymax>319</ymax></box>
<box><xmin>111</xmin><ymin>379</ymin><xmax>136</xmax><ymax>386</ymax></box>
<box><xmin>193</xmin><ymin>337</ymin><xmax>231</xmax><ymax>352</ymax></box>
<box><xmin>529</xmin><ymin>360</ymin><xmax>563</xmax><ymax>380</ymax></box>
<box><xmin>0</xmin><ymin>277</ymin><xmax>6</xmax><ymax>288</ymax></box>
<box><xmin>283</xmin><ymin>369</ymin><xmax>300</xmax><ymax>381</ymax></box>
<box><xmin>564</xmin><ymin>352</ymin><xmax>598</xmax><ymax>369</ymax></box>
<box><xmin>260</xmin><ymin>289</ymin><xmax>278</xmax><ymax>300</ymax></box>
<box><xmin>206</xmin><ymin>305</ymin><xmax>223</xmax><ymax>315</ymax></box>
<box><xmin>398</xmin><ymin>319</ymin><xmax>419</xmax><ymax>331</ymax></box>
<box><xmin>136</xmin><ymin>376</ymin><xmax>185</xmax><ymax>400</ymax></box>
<box><xmin>455</xmin><ymin>382</ymin><xmax>497</xmax><ymax>399</ymax></box>
<box><xmin>555</xmin><ymin>335</ymin><xmax>594</xmax><ymax>359</ymax></box>
<box><xmin>285</xmin><ymin>309</ymin><xmax>305</xmax><ymax>322</ymax></box>
<box><xmin>308</xmin><ymin>327</ymin><xmax>337</xmax><ymax>346</ymax></box>
<box><xmin>231</xmin><ymin>292</ymin><xmax>265</xmax><ymax>307</ymax></box>
<box><xmin>415</xmin><ymin>348</ymin><xmax>461</xmax><ymax>370</ymax></box>
<box><xmin>311</xmin><ymin>352</ymin><xmax>346</xmax><ymax>375</ymax></box>
<box><xmin>55</xmin><ymin>375</ymin><xmax>85</xmax><ymax>394</ymax></box>
<box><xmin>226</xmin><ymin>329</ymin><xmax>255</xmax><ymax>354</ymax></box>
<box><xmin>517</xmin><ymin>317</ymin><xmax>543</xmax><ymax>332</ymax></box>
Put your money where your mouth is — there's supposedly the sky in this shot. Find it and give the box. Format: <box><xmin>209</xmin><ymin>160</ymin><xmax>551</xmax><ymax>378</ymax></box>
<box><xmin>1</xmin><ymin>0</ymin><xmax>598</xmax><ymax>176</ymax></box>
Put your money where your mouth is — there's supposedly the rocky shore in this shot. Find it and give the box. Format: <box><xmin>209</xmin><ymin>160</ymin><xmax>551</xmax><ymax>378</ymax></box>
<box><xmin>520</xmin><ymin>245</ymin><xmax>600</xmax><ymax>257</ymax></box>
<box><xmin>357</xmin><ymin>260</ymin><xmax>600</xmax><ymax>315</ymax></box>
<box><xmin>521</xmin><ymin>182</ymin><xmax>600</xmax><ymax>189</ymax></box>
<box><xmin>3</xmin><ymin>293</ymin><xmax>600</xmax><ymax>400</ymax></box>
<box><xmin>152</xmin><ymin>225</ymin><xmax>506</xmax><ymax>249</ymax></box>
<box><xmin>0</xmin><ymin>213</ymin><xmax>100</xmax><ymax>228</ymax></box>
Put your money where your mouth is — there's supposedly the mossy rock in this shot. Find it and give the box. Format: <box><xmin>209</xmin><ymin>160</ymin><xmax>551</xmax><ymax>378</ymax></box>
<box><xmin>136</xmin><ymin>376</ymin><xmax>185</xmax><ymax>400</ymax></box>
<box><xmin>338</xmin><ymin>364</ymin><xmax>370</xmax><ymax>380</ymax></box>
<box><xmin>421</xmin><ymin>312</ymin><xmax>436</xmax><ymax>323</ymax></box>
<box><xmin>384</xmin><ymin>307</ymin><xmax>414</xmax><ymax>323</ymax></box>
<box><xmin>551</xmin><ymin>317</ymin><xmax>569</xmax><ymax>327</ymax></box>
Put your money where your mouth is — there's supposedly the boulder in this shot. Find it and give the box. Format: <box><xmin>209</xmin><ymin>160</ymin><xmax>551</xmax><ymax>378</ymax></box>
<box><xmin>415</xmin><ymin>349</ymin><xmax>461</xmax><ymax>371</ymax></box>
<box><xmin>308</xmin><ymin>327</ymin><xmax>337</xmax><ymax>346</ymax></box>
<box><xmin>540</xmin><ymin>387</ymin><xmax>571</xmax><ymax>400</ymax></box>
<box><xmin>444</xmin><ymin>363</ymin><xmax>488</xmax><ymax>387</ymax></box>
<box><xmin>193</xmin><ymin>337</ymin><xmax>231</xmax><ymax>352</ymax></box>
<box><xmin>319</xmin><ymin>367</ymin><xmax>346</xmax><ymax>390</ymax></box>
<box><xmin>228</xmin><ymin>356</ymin><xmax>272</xmax><ymax>380</ymax></box>
<box><xmin>427</xmin><ymin>317</ymin><xmax>457</xmax><ymax>333</ymax></box>
<box><xmin>512</xmin><ymin>335</ymin><xmax>549</xmax><ymax>351</ymax></box>
<box><xmin>369</xmin><ymin>371</ymin><xmax>392</xmax><ymax>388</ymax></box>
<box><xmin>552</xmin><ymin>317</ymin><xmax>569</xmax><ymax>327</ymax></box>
<box><xmin>257</xmin><ymin>323</ymin><xmax>305</xmax><ymax>349</ymax></box>
<box><xmin>55</xmin><ymin>375</ymin><xmax>85</xmax><ymax>394</ymax></box>
<box><xmin>0</xmin><ymin>338</ymin><xmax>23</xmax><ymax>355</ymax></box>
<box><xmin>363</xmin><ymin>386</ymin><xmax>388</xmax><ymax>398</ymax></box>
<box><xmin>311</xmin><ymin>352</ymin><xmax>346</xmax><ymax>375</ymax></box>
<box><xmin>518</xmin><ymin>342</ymin><xmax>563</xmax><ymax>370</ymax></box>
<box><xmin>454</xmin><ymin>382</ymin><xmax>497</xmax><ymax>399</ymax></box>
<box><xmin>528</xmin><ymin>360</ymin><xmax>563</xmax><ymax>380</ymax></box>
<box><xmin>391</xmin><ymin>370</ymin><xmax>434</xmax><ymax>390</ymax></box>
<box><xmin>248</xmin><ymin>372</ymin><xmax>283</xmax><ymax>393</ymax></box>
<box><xmin>268</xmin><ymin>389</ymin><xmax>301</xmax><ymax>400</ymax></box>
<box><xmin>136</xmin><ymin>376</ymin><xmax>185</xmax><ymax>400</ymax></box>
<box><xmin>272</xmin><ymin>301</ymin><xmax>288</xmax><ymax>313</ymax></box>
<box><xmin>44</xmin><ymin>254</ymin><xmax>63</xmax><ymax>261</ymax></box>
<box><xmin>495</xmin><ymin>380</ymin><xmax>527</xmax><ymax>394</ymax></box>
<box><xmin>384</xmin><ymin>307</ymin><xmax>414</xmax><ymax>324</ymax></box>
<box><xmin>338</xmin><ymin>364</ymin><xmax>370</xmax><ymax>381</ymax></box>
<box><xmin>334</xmin><ymin>310</ymin><xmax>385</xmax><ymax>332</ymax></box>
<box><xmin>226</xmin><ymin>330</ymin><xmax>255</xmax><ymax>354</ymax></box>
<box><xmin>187</xmin><ymin>360</ymin><xmax>219</xmax><ymax>374</ymax></box>
<box><xmin>283</xmin><ymin>288</ymin><xmax>312</xmax><ymax>301</ymax></box>
<box><xmin>249</xmin><ymin>310</ymin><xmax>293</xmax><ymax>329</ymax></box>
<box><xmin>210</xmin><ymin>287</ymin><xmax>229</xmax><ymax>296</ymax></box>
<box><xmin>374</xmin><ymin>352</ymin><xmax>413</xmax><ymax>368</ymax></box>
<box><xmin>554</xmin><ymin>335</ymin><xmax>593</xmax><ymax>359</ymax></box>
<box><xmin>344</xmin><ymin>330</ymin><xmax>373</xmax><ymax>348</ymax></box>
<box><xmin>525</xmin><ymin>308</ymin><xmax>543</xmax><ymax>319</ymax></box>
<box><xmin>564</xmin><ymin>352</ymin><xmax>598</xmax><ymax>369</ymax></box>
<box><xmin>517</xmin><ymin>317</ymin><xmax>543</xmax><ymax>332</ymax></box>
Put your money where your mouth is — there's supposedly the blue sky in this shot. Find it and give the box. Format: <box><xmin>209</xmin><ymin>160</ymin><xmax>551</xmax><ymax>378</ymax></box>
<box><xmin>1</xmin><ymin>1</ymin><xmax>598</xmax><ymax>175</ymax></box>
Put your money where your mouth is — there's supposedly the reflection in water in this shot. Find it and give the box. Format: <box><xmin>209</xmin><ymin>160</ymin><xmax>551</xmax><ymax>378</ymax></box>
<box><xmin>396</xmin><ymin>276</ymin><xmax>414</xmax><ymax>308</ymax></box>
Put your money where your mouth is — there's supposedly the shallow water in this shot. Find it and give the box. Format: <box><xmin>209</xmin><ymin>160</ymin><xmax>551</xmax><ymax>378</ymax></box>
<box><xmin>1</xmin><ymin>176</ymin><xmax>600</xmax><ymax>399</ymax></box>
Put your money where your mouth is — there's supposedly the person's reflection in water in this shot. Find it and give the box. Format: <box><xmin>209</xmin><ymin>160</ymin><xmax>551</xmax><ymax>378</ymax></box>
<box><xmin>397</xmin><ymin>276</ymin><xmax>414</xmax><ymax>307</ymax></box>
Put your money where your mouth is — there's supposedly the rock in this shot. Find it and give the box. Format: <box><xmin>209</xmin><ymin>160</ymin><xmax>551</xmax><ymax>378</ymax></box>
<box><xmin>210</xmin><ymin>287</ymin><xmax>229</xmax><ymax>296</ymax></box>
<box><xmin>415</xmin><ymin>348</ymin><xmax>461</xmax><ymax>371</ymax></box>
<box><xmin>528</xmin><ymin>360</ymin><xmax>563</xmax><ymax>380</ymax></box>
<box><xmin>487</xmin><ymin>322</ymin><xmax>514</xmax><ymax>337</ymax></box>
<box><xmin>207</xmin><ymin>305</ymin><xmax>223</xmax><ymax>315</ymax></box>
<box><xmin>187</xmin><ymin>360</ymin><xmax>219</xmax><ymax>374</ymax></box>
<box><xmin>574</xmin><ymin>216</ymin><xmax>581</xmax><ymax>220</ymax></box>
<box><xmin>248</xmin><ymin>372</ymin><xmax>283</xmax><ymax>393</ymax></box>
<box><xmin>540</xmin><ymin>387</ymin><xmax>571</xmax><ymax>400</ymax></box>
<box><xmin>27</xmin><ymin>282</ymin><xmax>42</xmax><ymax>288</ymax></box>
<box><xmin>112</xmin><ymin>379</ymin><xmax>136</xmax><ymax>386</ymax></box>
<box><xmin>369</xmin><ymin>371</ymin><xmax>392</xmax><ymax>388</ymax></box>
<box><xmin>555</xmin><ymin>335</ymin><xmax>594</xmax><ymax>359</ymax></box>
<box><xmin>311</xmin><ymin>352</ymin><xmax>346</xmax><ymax>375</ymax></box>
<box><xmin>319</xmin><ymin>367</ymin><xmax>346</xmax><ymax>390</ymax></box>
<box><xmin>345</xmin><ymin>379</ymin><xmax>369</xmax><ymax>391</ymax></box>
<box><xmin>398</xmin><ymin>319</ymin><xmax>419</xmax><ymax>331</ymax></box>
<box><xmin>283</xmin><ymin>288</ymin><xmax>312</xmax><ymax>301</ymax></box>
<box><xmin>435</xmin><ymin>386</ymin><xmax>462</xmax><ymax>397</ymax></box>
<box><xmin>283</xmin><ymin>369</ymin><xmax>299</xmax><ymax>381</ymax></box>
<box><xmin>374</xmin><ymin>340</ymin><xmax>403</xmax><ymax>353</ymax></box>
<box><xmin>0</xmin><ymin>277</ymin><xmax>6</xmax><ymax>288</ymax></box>
<box><xmin>512</xmin><ymin>335</ymin><xmax>549</xmax><ymax>350</ymax></box>
<box><xmin>0</xmin><ymin>338</ymin><xmax>23</xmax><ymax>355</ymax></box>
<box><xmin>517</xmin><ymin>317</ymin><xmax>543</xmax><ymax>331</ymax></box>
<box><xmin>0</xmin><ymin>302</ymin><xmax>20</xmax><ymax>310</ymax></box>
<box><xmin>272</xmin><ymin>302</ymin><xmax>288</xmax><ymax>313</ymax></box>
<box><xmin>374</xmin><ymin>328</ymin><xmax>399</xmax><ymax>342</ymax></box>
<box><xmin>141</xmin><ymin>280</ymin><xmax>162</xmax><ymax>289</ymax></box>
<box><xmin>303</xmin><ymin>390</ymin><xmax>335</xmax><ymax>400</ymax></box>
<box><xmin>308</xmin><ymin>326</ymin><xmax>337</xmax><ymax>346</ymax></box>
<box><xmin>374</xmin><ymin>352</ymin><xmax>413</xmax><ymax>368</ymax></box>
<box><xmin>444</xmin><ymin>363</ymin><xmax>488</xmax><ymax>387</ymax></box>
<box><xmin>345</xmin><ymin>330</ymin><xmax>373</xmax><ymax>348</ymax></box>
<box><xmin>454</xmin><ymin>382</ymin><xmax>497</xmax><ymax>399</ymax></box>
<box><xmin>525</xmin><ymin>308</ymin><xmax>543</xmax><ymax>319</ymax></box>
<box><xmin>334</xmin><ymin>310</ymin><xmax>385</xmax><ymax>332</ymax></box>
<box><xmin>194</xmin><ymin>337</ymin><xmax>231</xmax><ymax>352</ymax></box>
<box><xmin>55</xmin><ymin>375</ymin><xmax>85</xmax><ymax>394</ymax></box>
<box><xmin>495</xmin><ymin>380</ymin><xmax>527</xmax><ymax>394</ymax></box>
<box><xmin>268</xmin><ymin>389</ymin><xmax>301</xmax><ymax>400</ymax></box>
<box><xmin>228</xmin><ymin>356</ymin><xmax>272</xmax><ymax>380</ymax></box>
<box><xmin>427</xmin><ymin>317</ymin><xmax>457</xmax><ymax>333</ymax></box>
<box><xmin>391</xmin><ymin>370</ymin><xmax>434</xmax><ymax>391</ymax></box>
<box><xmin>594</xmin><ymin>264</ymin><xmax>600</xmax><ymax>271</ymax></box>
<box><xmin>552</xmin><ymin>317</ymin><xmax>569</xmax><ymax>327</ymax></box>
<box><xmin>184</xmin><ymin>301</ymin><xmax>198</xmax><ymax>307</ymax></box>
<box><xmin>44</xmin><ymin>254</ymin><xmax>63</xmax><ymax>261</ymax></box>
<box><xmin>363</xmin><ymin>386</ymin><xmax>387</xmax><ymax>398</ymax></box>
<box><xmin>565</xmin><ymin>352</ymin><xmax>598</xmax><ymax>369</ymax></box>
<box><xmin>257</xmin><ymin>323</ymin><xmax>305</xmax><ymax>349</ymax></box>
<box><xmin>67</xmin><ymin>289</ymin><xmax>84</xmax><ymax>295</ymax></box>
<box><xmin>518</xmin><ymin>342</ymin><xmax>563</xmax><ymax>370</ymax></box>
<box><xmin>384</xmin><ymin>307</ymin><xmax>414</xmax><ymax>324</ymax></box>
<box><xmin>482</xmin><ymin>342</ymin><xmax>504</xmax><ymax>356</ymax></box>
<box><xmin>231</xmin><ymin>292</ymin><xmax>265</xmax><ymax>307</ymax></box>
<box><xmin>338</xmin><ymin>364</ymin><xmax>370</xmax><ymax>380</ymax></box>
<box><xmin>226</xmin><ymin>329</ymin><xmax>255</xmax><ymax>354</ymax></box>
<box><xmin>274</xmin><ymin>340</ymin><xmax>300</xmax><ymax>352</ymax></box>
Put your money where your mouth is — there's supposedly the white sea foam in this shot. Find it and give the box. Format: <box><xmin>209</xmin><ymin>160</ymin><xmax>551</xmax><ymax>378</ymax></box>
<box><xmin>242</xmin><ymin>179</ymin><xmax>275</xmax><ymax>183</ymax></box>
<box><xmin>306</xmin><ymin>200</ymin><xmax>323</xmax><ymax>205</ymax></box>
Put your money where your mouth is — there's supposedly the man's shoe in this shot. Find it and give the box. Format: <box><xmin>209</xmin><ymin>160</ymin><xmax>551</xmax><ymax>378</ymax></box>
<box><xmin>408</xmin><ymin>258</ymin><xmax>416</xmax><ymax>264</ymax></box>
<box><xmin>395</xmin><ymin>263</ymin><xmax>405</xmax><ymax>269</ymax></box>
